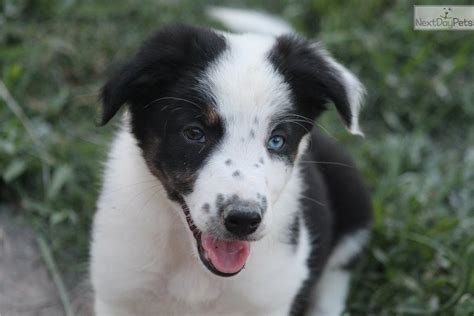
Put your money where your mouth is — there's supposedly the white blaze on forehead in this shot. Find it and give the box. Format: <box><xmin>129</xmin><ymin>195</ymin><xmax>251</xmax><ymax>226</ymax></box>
<box><xmin>201</xmin><ymin>33</ymin><xmax>293</xmax><ymax>129</ymax></box>
<box><xmin>185</xmin><ymin>34</ymin><xmax>295</xmax><ymax>232</ymax></box>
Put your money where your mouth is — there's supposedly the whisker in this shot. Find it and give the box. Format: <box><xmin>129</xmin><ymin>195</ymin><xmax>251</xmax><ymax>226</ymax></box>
<box><xmin>138</xmin><ymin>184</ymin><xmax>168</xmax><ymax>213</ymax></box>
<box><xmin>314</xmin><ymin>122</ymin><xmax>338</xmax><ymax>140</ymax></box>
<box><xmin>281</xmin><ymin>113</ymin><xmax>314</xmax><ymax>123</ymax></box>
<box><xmin>298</xmin><ymin>160</ymin><xmax>353</xmax><ymax>168</ymax></box>
<box><xmin>273</xmin><ymin>113</ymin><xmax>339</xmax><ymax>141</ymax></box>
<box><xmin>143</xmin><ymin>96</ymin><xmax>203</xmax><ymax>111</ymax></box>
<box><xmin>125</xmin><ymin>185</ymin><xmax>163</xmax><ymax>208</ymax></box>
<box><xmin>300</xmin><ymin>194</ymin><xmax>326</xmax><ymax>207</ymax></box>
<box><xmin>277</xmin><ymin>118</ymin><xmax>313</xmax><ymax>124</ymax></box>
<box><xmin>162</xmin><ymin>106</ymin><xmax>183</xmax><ymax>134</ymax></box>
<box><xmin>277</xmin><ymin>119</ymin><xmax>311</xmax><ymax>134</ymax></box>
<box><xmin>102</xmin><ymin>179</ymin><xmax>160</xmax><ymax>197</ymax></box>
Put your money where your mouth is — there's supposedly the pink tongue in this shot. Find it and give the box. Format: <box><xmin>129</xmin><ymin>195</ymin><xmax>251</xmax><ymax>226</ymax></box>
<box><xmin>201</xmin><ymin>233</ymin><xmax>250</xmax><ymax>274</ymax></box>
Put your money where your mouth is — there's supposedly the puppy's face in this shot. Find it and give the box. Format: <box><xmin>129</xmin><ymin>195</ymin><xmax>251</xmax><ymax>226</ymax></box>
<box><xmin>100</xmin><ymin>26</ymin><xmax>364</xmax><ymax>277</ymax></box>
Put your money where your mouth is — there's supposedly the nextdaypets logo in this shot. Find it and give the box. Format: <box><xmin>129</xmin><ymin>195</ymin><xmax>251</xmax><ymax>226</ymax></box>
<box><xmin>441</xmin><ymin>7</ymin><xmax>452</xmax><ymax>20</ymax></box>
<box><xmin>414</xmin><ymin>5</ymin><xmax>474</xmax><ymax>30</ymax></box>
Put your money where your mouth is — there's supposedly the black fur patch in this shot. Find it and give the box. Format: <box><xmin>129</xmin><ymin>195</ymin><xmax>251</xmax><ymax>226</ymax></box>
<box><xmin>289</xmin><ymin>130</ymin><xmax>372</xmax><ymax>315</ymax></box>
<box><xmin>268</xmin><ymin>35</ymin><xmax>354</xmax><ymax>129</ymax></box>
<box><xmin>288</xmin><ymin>215</ymin><xmax>300</xmax><ymax>246</ymax></box>
<box><xmin>341</xmin><ymin>252</ymin><xmax>362</xmax><ymax>270</ymax></box>
<box><xmin>289</xmin><ymin>157</ymin><xmax>333</xmax><ymax>316</ymax></box>
<box><xmin>202</xmin><ymin>203</ymin><xmax>210</xmax><ymax>213</ymax></box>
<box><xmin>100</xmin><ymin>25</ymin><xmax>228</xmax><ymax>198</ymax></box>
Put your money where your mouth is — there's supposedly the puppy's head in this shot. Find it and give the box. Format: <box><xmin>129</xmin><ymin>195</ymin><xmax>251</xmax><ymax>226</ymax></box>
<box><xmin>100</xmin><ymin>25</ymin><xmax>365</xmax><ymax>277</ymax></box>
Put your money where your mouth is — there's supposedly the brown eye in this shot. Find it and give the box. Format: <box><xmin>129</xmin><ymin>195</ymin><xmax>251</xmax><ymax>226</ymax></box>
<box><xmin>183</xmin><ymin>126</ymin><xmax>206</xmax><ymax>143</ymax></box>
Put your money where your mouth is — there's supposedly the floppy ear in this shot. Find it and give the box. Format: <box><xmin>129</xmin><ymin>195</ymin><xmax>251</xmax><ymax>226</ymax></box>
<box><xmin>99</xmin><ymin>46</ymin><xmax>181</xmax><ymax>126</ymax></box>
<box><xmin>99</xmin><ymin>25</ymin><xmax>227</xmax><ymax>125</ymax></box>
<box><xmin>269</xmin><ymin>35</ymin><xmax>366</xmax><ymax>135</ymax></box>
<box><xmin>99</xmin><ymin>60</ymin><xmax>149</xmax><ymax>125</ymax></box>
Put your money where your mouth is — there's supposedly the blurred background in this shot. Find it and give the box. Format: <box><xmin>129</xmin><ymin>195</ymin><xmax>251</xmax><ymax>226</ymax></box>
<box><xmin>0</xmin><ymin>0</ymin><xmax>473</xmax><ymax>315</ymax></box>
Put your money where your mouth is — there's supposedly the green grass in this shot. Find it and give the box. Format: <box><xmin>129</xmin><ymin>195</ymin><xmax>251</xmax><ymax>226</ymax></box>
<box><xmin>1</xmin><ymin>0</ymin><xmax>473</xmax><ymax>314</ymax></box>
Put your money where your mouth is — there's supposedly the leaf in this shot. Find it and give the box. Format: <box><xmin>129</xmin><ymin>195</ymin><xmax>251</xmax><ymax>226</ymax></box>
<box><xmin>47</xmin><ymin>88</ymin><xmax>70</xmax><ymax>115</ymax></box>
<box><xmin>5</xmin><ymin>63</ymin><xmax>23</xmax><ymax>85</ymax></box>
<box><xmin>2</xmin><ymin>159</ymin><xmax>27</xmax><ymax>182</ymax></box>
<box><xmin>47</xmin><ymin>165</ymin><xmax>73</xmax><ymax>200</ymax></box>
<box><xmin>431</xmin><ymin>218</ymin><xmax>459</xmax><ymax>234</ymax></box>
<box><xmin>50</xmin><ymin>211</ymin><xmax>68</xmax><ymax>225</ymax></box>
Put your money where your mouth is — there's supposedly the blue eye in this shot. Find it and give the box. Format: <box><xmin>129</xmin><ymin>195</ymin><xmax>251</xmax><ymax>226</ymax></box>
<box><xmin>267</xmin><ymin>135</ymin><xmax>285</xmax><ymax>151</ymax></box>
<box><xmin>183</xmin><ymin>126</ymin><xmax>206</xmax><ymax>143</ymax></box>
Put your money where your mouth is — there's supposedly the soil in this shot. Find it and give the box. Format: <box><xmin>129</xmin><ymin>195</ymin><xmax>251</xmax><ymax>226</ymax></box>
<box><xmin>0</xmin><ymin>212</ymin><xmax>64</xmax><ymax>316</ymax></box>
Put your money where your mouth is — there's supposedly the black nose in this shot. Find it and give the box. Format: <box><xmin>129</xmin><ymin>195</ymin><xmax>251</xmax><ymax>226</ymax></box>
<box><xmin>224</xmin><ymin>209</ymin><xmax>262</xmax><ymax>237</ymax></box>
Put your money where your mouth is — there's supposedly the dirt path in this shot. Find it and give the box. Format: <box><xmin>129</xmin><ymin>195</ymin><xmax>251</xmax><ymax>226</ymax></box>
<box><xmin>0</xmin><ymin>212</ymin><xmax>64</xmax><ymax>316</ymax></box>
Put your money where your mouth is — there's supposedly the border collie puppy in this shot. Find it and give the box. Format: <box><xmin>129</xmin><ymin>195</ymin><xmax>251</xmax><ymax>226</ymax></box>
<box><xmin>90</xmin><ymin>7</ymin><xmax>372</xmax><ymax>316</ymax></box>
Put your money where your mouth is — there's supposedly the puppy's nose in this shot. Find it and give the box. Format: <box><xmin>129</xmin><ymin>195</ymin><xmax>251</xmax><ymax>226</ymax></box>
<box><xmin>223</xmin><ymin>206</ymin><xmax>262</xmax><ymax>237</ymax></box>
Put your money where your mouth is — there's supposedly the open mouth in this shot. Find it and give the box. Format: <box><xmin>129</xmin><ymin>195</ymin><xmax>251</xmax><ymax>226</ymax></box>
<box><xmin>177</xmin><ymin>196</ymin><xmax>251</xmax><ymax>277</ymax></box>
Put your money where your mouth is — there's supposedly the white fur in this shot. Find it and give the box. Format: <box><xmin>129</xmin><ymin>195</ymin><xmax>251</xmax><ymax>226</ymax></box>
<box><xmin>309</xmin><ymin>270</ymin><xmax>351</xmax><ymax>316</ymax></box>
<box><xmin>188</xmin><ymin>33</ymin><xmax>295</xmax><ymax>237</ymax></box>
<box><xmin>307</xmin><ymin>230</ymin><xmax>370</xmax><ymax>316</ymax></box>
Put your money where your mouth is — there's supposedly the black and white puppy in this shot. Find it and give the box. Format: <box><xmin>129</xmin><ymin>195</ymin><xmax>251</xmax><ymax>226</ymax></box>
<box><xmin>90</xmin><ymin>7</ymin><xmax>372</xmax><ymax>316</ymax></box>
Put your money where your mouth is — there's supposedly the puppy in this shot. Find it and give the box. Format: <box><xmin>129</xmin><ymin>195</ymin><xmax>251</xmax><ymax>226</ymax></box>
<box><xmin>90</xmin><ymin>7</ymin><xmax>372</xmax><ymax>316</ymax></box>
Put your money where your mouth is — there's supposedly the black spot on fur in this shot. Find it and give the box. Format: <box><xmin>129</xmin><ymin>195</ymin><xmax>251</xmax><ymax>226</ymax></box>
<box><xmin>254</xmin><ymin>164</ymin><xmax>260</xmax><ymax>168</ymax></box>
<box><xmin>202</xmin><ymin>203</ymin><xmax>210</xmax><ymax>213</ymax></box>
<box><xmin>232</xmin><ymin>170</ymin><xmax>241</xmax><ymax>177</ymax></box>
<box><xmin>253</xmin><ymin>117</ymin><xmax>259</xmax><ymax>124</ymax></box>
<box><xmin>216</xmin><ymin>194</ymin><xmax>224</xmax><ymax>212</ymax></box>
<box><xmin>249</xmin><ymin>129</ymin><xmax>255</xmax><ymax>139</ymax></box>
<box><xmin>259</xmin><ymin>157</ymin><xmax>264</xmax><ymax>164</ymax></box>
<box><xmin>260</xmin><ymin>196</ymin><xmax>267</xmax><ymax>214</ymax></box>
<box><xmin>225</xmin><ymin>159</ymin><xmax>232</xmax><ymax>166</ymax></box>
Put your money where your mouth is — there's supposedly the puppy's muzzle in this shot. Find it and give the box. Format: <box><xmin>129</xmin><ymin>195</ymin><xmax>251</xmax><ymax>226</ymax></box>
<box><xmin>223</xmin><ymin>202</ymin><xmax>263</xmax><ymax>237</ymax></box>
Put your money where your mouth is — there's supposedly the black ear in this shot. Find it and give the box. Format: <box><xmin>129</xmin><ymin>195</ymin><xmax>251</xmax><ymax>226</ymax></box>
<box><xmin>269</xmin><ymin>35</ymin><xmax>365</xmax><ymax>135</ymax></box>
<box><xmin>99</xmin><ymin>24</ymin><xmax>227</xmax><ymax>125</ymax></box>
<box><xmin>99</xmin><ymin>60</ymin><xmax>145</xmax><ymax>125</ymax></box>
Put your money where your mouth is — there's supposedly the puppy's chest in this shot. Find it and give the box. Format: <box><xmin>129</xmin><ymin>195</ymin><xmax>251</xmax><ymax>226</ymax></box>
<box><xmin>147</xmin><ymin>244</ymin><xmax>307</xmax><ymax>316</ymax></box>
